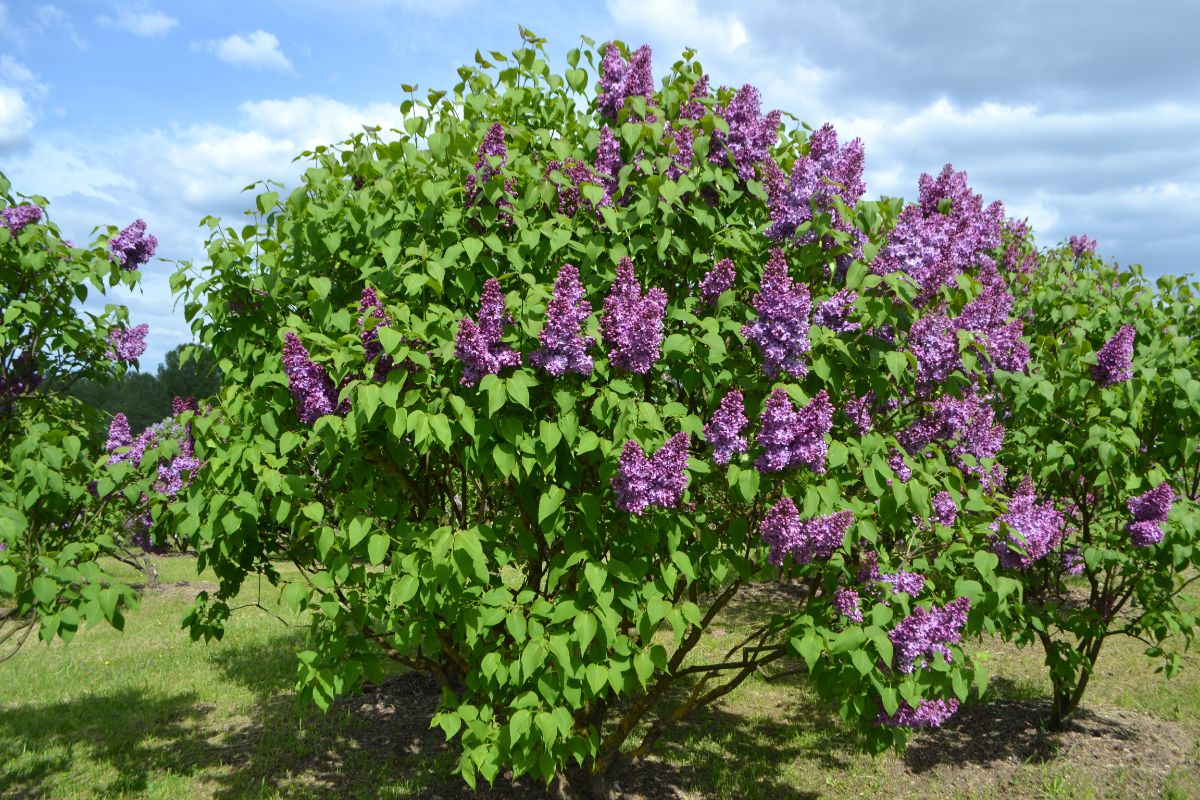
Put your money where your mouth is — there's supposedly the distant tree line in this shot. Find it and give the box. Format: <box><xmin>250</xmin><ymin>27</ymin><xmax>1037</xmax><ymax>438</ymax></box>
<box><xmin>69</xmin><ymin>343</ymin><xmax>221</xmax><ymax>433</ymax></box>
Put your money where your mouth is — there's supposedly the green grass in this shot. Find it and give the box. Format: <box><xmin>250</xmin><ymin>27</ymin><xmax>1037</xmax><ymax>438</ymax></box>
<box><xmin>1</xmin><ymin>559</ymin><xmax>1198</xmax><ymax>799</ymax></box>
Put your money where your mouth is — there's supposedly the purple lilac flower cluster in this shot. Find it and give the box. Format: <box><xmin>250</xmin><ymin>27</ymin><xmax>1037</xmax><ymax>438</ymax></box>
<box><xmin>665</xmin><ymin>75</ymin><xmax>709</xmax><ymax>180</ymax></box>
<box><xmin>758</xmin><ymin>498</ymin><xmax>853</xmax><ymax>566</ymax></box>
<box><xmin>999</xmin><ymin>218</ymin><xmax>1038</xmax><ymax>275</ymax></box>
<box><xmin>889</xmin><ymin>596</ymin><xmax>971</xmax><ymax>673</ymax></box>
<box><xmin>833</xmin><ymin>587</ymin><xmax>863</xmax><ymax>622</ymax></box>
<box><xmin>597</xmin><ymin>43</ymin><xmax>654</xmax><ymax>121</ymax></box>
<box><xmin>858</xmin><ymin>551</ymin><xmax>925</xmax><ymax>600</ymax></box>
<box><xmin>1061</xmin><ymin>546</ymin><xmax>1085</xmax><ymax>576</ymax></box>
<box><xmin>899</xmin><ymin>392</ymin><xmax>1005</xmax><ymax>483</ymax></box>
<box><xmin>932</xmin><ymin>491</ymin><xmax>958</xmax><ymax>527</ymax></box>
<box><xmin>464</xmin><ymin>123</ymin><xmax>516</xmax><ymax>226</ymax></box>
<box><xmin>110</xmin><ymin>219</ymin><xmax>158</xmax><ymax>270</ymax></box>
<box><xmin>908</xmin><ymin>313</ymin><xmax>961</xmax><ymax>394</ymax></box>
<box><xmin>872</xmin><ymin>165</ymin><xmax>1003</xmax><ymax>302</ymax></box>
<box><xmin>754</xmin><ymin>389</ymin><xmax>833</xmax><ymax>474</ymax></box>
<box><xmin>955</xmin><ymin>265</ymin><xmax>1030</xmax><ymax>374</ymax></box>
<box><xmin>1126</xmin><ymin>482</ymin><xmax>1173</xmax><ymax>547</ymax></box>
<box><xmin>282</xmin><ymin>332</ymin><xmax>343</xmax><ymax>424</ymax></box>
<box><xmin>107</xmin><ymin>324</ymin><xmax>149</xmax><ymax>362</ymax></box>
<box><xmin>742</xmin><ymin>248</ymin><xmax>812</xmax><ymax>379</ymax></box>
<box><xmin>530</xmin><ymin>265</ymin><xmax>595</xmax><ymax>377</ymax></box>
<box><xmin>887</xmin><ymin>450</ymin><xmax>912</xmax><ymax>483</ymax></box>
<box><xmin>1091</xmin><ymin>324</ymin><xmax>1134</xmax><ymax>387</ymax></box>
<box><xmin>697</xmin><ymin>258</ymin><xmax>735</xmax><ymax>307</ymax></box>
<box><xmin>703</xmin><ymin>390</ymin><xmax>748</xmax><ymax>465</ymax></box>
<box><xmin>106</xmin><ymin>413</ymin><xmax>132</xmax><ymax>453</ymax></box>
<box><xmin>877</xmin><ymin>699</ymin><xmax>960</xmax><ymax>729</ymax></box>
<box><xmin>764</xmin><ymin>123</ymin><xmax>865</xmax><ymax>256</ymax></box>
<box><xmin>546</xmin><ymin>159</ymin><xmax>612</xmax><ymax>218</ymax></box>
<box><xmin>358</xmin><ymin>288</ymin><xmax>395</xmax><ymax>381</ymax></box>
<box><xmin>844</xmin><ymin>392</ymin><xmax>874</xmax><ymax>435</ymax></box>
<box><xmin>708</xmin><ymin>84</ymin><xmax>781</xmax><ymax>182</ymax></box>
<box><xmin>600</xmin><ymin>258</ymin><xmax>668</xmax><ymax>374</ymax></box>
<box><xmin>1069</xmin><ymin>234</ymin><xmax>1097</xmax><ymax>257</ymax></box>
<box><xmin>594</xmin><ymin>126</ymin><xmax>623</xmax><ymax>201</ymax></box>
<box><xmin>990</xmin><ymin>478</ymin><xmax>1065</xmax><ymax>569</ymax></box>
<box><xmin>0</xmin><ymin>350</ymin><xmax>41</xmax><ymax>414</ymax></box>
<box><xmin>1</xmin><ymin>204</ymin><xmax>42</xmax><ymax>234</ymax></box>
<box><xmin>455</xmin><ymin>278</ymin><xmax>522</xmax><ymax>386</ymax></box>
<box><xmin>611</xmin><ymin>433</ymin><xmax>690</xmax><ymax>515</ymax></box>
<box><xmin>812</xmin><ymin>289</ymin><xmax>860</xmax><ymax>333</ymax></box>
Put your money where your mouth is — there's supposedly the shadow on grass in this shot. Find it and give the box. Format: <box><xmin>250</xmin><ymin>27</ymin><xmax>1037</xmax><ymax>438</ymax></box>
<box><xmin>206</xmin><ymin>626</ymin><xmax>307</xmax><ymax>701</ymax></box>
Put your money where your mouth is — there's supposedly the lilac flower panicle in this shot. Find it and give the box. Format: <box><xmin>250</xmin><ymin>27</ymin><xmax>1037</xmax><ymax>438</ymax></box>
<box><xmin>881</xmin><ymin>570</ymin><xmax>925</xmax><ymax>597</ymax></box>
<box><xmin>1126</xmin><ymin>482</ymin><xmax>1173</xmax><ymax>547</ymax></box>
<box><xmin>547</xmin><ymin>159</ymin><xmax>611</xmax><ymax>218</ymax></box>
<box><xmin>758</xmin><ymin>498</ymin><xmax>853</xmax><ymax>566</ymax></box>
<box><xmin>594</xmin><ymin>126</ymin><xmax>623</xmax><ymax>199</ymax></box>
<box><xmin>107</xmin><ymin>324</ymin><xmax>149</xmax><ymax>362</ymax></box>
<box><xmin>933</xmin><ymin>491</ymin><xmax>958</xmax><ymax>527</ymax></box>
<box><xmin>1069</xmin><ymin>234</ymin><xmax>1097</xmax><ymax>257</ymax></box>
<box><xmin>282</xmin><ymin>332</ymin><xmax>341</xmax><ymax>425</ymax></box>
<box><xmin>764</xmin><ymin>123</ymin><xmax>865</xmax><ymax>253</ymax></box>
<box><xmin>754</xmin><ymin>389</ymin><xmax>834</xmax><ymax>474</ymax></box>
<box><xmin>464</xmin><ymin>123</ymin><xmax>516</xmax><ymax>225</ymax></box>
<box><xmin>887</xmin><ymin>450</ymin><xmax>911</xmax><ymax>483</ymax></box>
<box><xmin>703</xmin><ymin>391</ymin><xmax>748</xmax><ymax>465</ymax></box>
<box><xmin>597</xmin><ymin>43</ymin><xmax>654</xmax><ymax>120</ymax></box>
<box><xmin>844</xmin><ymin>392</ymin><xmax>874</xmax><ymax>435</ymax></box>
<box><xmin>991</xmin><ymin>479</ymin><xmax>1065</xmax><ymax>569</ymax></box>
<box><xmin>834</xmin><ymin>587</ymin><xmax>863</xmax><ymax>623</ymax></box>
<box><xmin>1</xmin><ymin>204</ymin><xmax>42</xmax><ymax>234</ymax></box>
<box><xmin>109</xmin><ymin>219</ymin><xmax>158</xmax><ymax>270</ymax></box>
<box><xmin>889</xmin><ymin>597</ymin><xmax>970</xmax><ymax>673</ymax></box>
<box><xmin>708</xmin><ymin>84</ymin><xmax>781</xmax><ymax>182</ymax></box>
<box><xmin>742</xmin><ymin>249</ymin><xmax>812</xmax><ymax>379</ymax></box>
<box><xmin>530</xmin><ymin>264</ymin><xmax>595</xmax><ymax>377</ymax></box>
<box><xmin>956</xmin><ymin>276</ymin><xmax>1029</xmax><ymax>374</ymax></box>
<box><xmin>106</xmin><ymin>413</ymin><xmax>132</xmax><ymax>453</ymax></box>
<box><xmin>359</xmin><ymin>287</ymin><xmax>395</xmax><ymax>381</ymax></box>
<box><xmin>600</xmin><ymin>258</ymin><xmax>667</xmax><ymax>374</ymax></box>
<box><xmin>1061</xmin><ymin>546</ymin><xmax>1084</xmax><ymax>576</ymax></box>
<box><xmin>813</xmin><ymin>289</ymin><xmax>860</xmax><ymax>333</ymax></box>
<box><xmin>1091</xmin><ymin>325</ymin><xmax>1134</xmax><ymax>387</ymax></box>
<box><xmin>909</xmin><ymin>313</ymin><xmax>961</xmax><ymax>394</ymax></box>
<box><xmin>455</xmin><ymin>278</ymin><xmax>522</xmax><ymax>386</ymax></box>
<box><xmin>878</xmin><ymin>699</ymin><xmax>960</xmax><ymax>729</ymax></box>
<box><xmin>611</xmin><ymin>433</ymin><xmax>690</xmax><ymax>515</ymax></box>
<box><xmin>697</xmin><ymin>258</ymin><xmax>735</xmax><ymax>306</ymax></box>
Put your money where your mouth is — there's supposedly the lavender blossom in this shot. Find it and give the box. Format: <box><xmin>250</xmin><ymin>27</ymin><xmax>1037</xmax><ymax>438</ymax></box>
<box><xmin>755</xmin><ymin>389</ymin><xmax>834</xmax><ymax>474</ymax></box>
<box><xmin>282</xmin><ymin>332</ymin><xmax>341</xmax><ymax>425</ymax></box>
<box><xmin>1126</xmin><ymin>482</ymin><xmax>1173</xmax><ymax>547</ymax></box>
<box><xmin>742</xmin><ymin>249</ymin><xmax>812</xmax><ymax>379</ymax></box>
<box><xmin>877</xmin><ymin>699</ymin><xmax>960</xmax><ymax>729</ymax></box>
<box><xmin>813</xmin><ymin>289</ymin><xmax>860</xmax><ymax>333</ymax></box>
<box><xmin>597</xmin><ymin>43</ymin><xmax>654</xmax><ymax>120</ymax></box>
<box><xmin>107</xmin><ymin>324</ymin><xmax>149</xmax><ymax>362</ymax></box>
<box><xmin>708</xmin><ymin>84</ymin><xmax>781</xmax><ymax>182</ymax></box>
<box><xmin>600</xmin><ymin>258</ymin><xmax>668</xmax><ymax>374</ymax></box>
<box><xmin>889</xmin><ymin>597</ymin><xmax>971</xmax><ymax>673</ymax></box>
<box><xmin>991</xmin><ymin>478</ymin><xmax>1065</xmax><ymax>569</ymax></box>
<box><xmin>834</xmin><ymin>587</ymin><xmax>863</xmax><ymax>623</ymax></box>
<box><xmin>697</xmin><ymin>258</ymin><xmax>735</xmax><ymax>307</ymax></box>
<box><xmin>611</xmin><ymin>433</ymin><xmax>691</xmax><ymax>515</ymax></box>
<box><xmin>758</xmin><ymin>498</ymin><xmax>853</xmax><ymax>566</ymax></box>
<box><xmin>703</xmin><ymin>390</ymin><xmax>748</xmax><ymax>465</ymax></box>
<box><xmin>530</xmin><ymin>264</ymin><xmax>595</xmax><ymax>377</ymax></box>
<box><xmin>1</xmin><ymin>204</ymin><xmax>42</xmax><ymax>234</ymax></box>
<box><xmin>1091</xmin><ymin>325</ymin><xmax>1134</xmax><ymax>387</ymax></box>
<box><xmin>109</xmin><ymin>219</ymin><xmax>158</xmax><ymax>270</ymax></box>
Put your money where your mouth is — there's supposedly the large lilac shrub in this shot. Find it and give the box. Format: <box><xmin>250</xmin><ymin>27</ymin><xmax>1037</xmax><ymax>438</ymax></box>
<box><xmin>989</xmin><ymin>234</ymin><xmax>1200</xmax><ymax>728</ymax></box>
<box><xmin>167</xmin><ymin>31</ymin><xmax>1046</xmax><ymax>796</ymax></box>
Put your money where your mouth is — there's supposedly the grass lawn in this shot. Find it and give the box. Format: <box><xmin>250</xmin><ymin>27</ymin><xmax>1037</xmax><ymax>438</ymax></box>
<box><xmin>1</xmin><ymin>557</ymin><xmax>1197</xmax><ymax>799</ymax></box>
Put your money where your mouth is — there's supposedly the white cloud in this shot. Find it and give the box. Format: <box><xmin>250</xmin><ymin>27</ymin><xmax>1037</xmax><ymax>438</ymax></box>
<box><xmin>0</xmin><ymin>87</ymin><xmax>34</xmax><ymax>149</ymax></box>
<box><xmin>607</xmin><ymin>0</ymin><xmax>750</xmax><ymax>55</ymax></box>
<box><xmin>195</xmin><ymin>30</ymin><xmax>293</xmax><ymax>73</ymax></box>
<box><xmin>97</xmin><ymin>6</ymin><xmax>179</xmax><ymax>37</ymax></box>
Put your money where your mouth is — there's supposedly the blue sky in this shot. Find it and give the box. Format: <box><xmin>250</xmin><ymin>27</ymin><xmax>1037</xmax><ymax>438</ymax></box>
<box><xmin>3</xmin><ymin>0</ymin><xmax>1197</xmax><ymax>369</ymax></box>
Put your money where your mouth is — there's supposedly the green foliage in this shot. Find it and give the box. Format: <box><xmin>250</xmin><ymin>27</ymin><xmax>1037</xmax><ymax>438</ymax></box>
<box><xmin>993</xmin><ymin>238</ymin><xmax>1200</xmax><ymax>727</ymax></box>
<box><xmin>169</xmin><ymin>33</ymin><xmax>1027</xmax><ymax>794</ymax></box>
<box><xmin>0</xmin><ymin>174</ymin><xmax>159</xmax><ymax>658</ymax></box>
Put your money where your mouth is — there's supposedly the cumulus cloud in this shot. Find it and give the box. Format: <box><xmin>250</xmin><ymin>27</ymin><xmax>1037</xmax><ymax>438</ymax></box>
<box><xmin>97</xmin><ymin>6</ymin><xmax>179</xmax><ymax>37</ymax></box>
<box><xmin>607</xmin><ymin>0</ymin><xmax>748</xmax><ymax>55</ymax></box>
<box><xmin>195</xmin><ymin>30</ymin><xmax>294</xmax><ymax>73</ymax></box>
<box><xmin>0</xmin><ymin>87</ymin><xmax>34</xmax><ymax>150</ymax></box>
